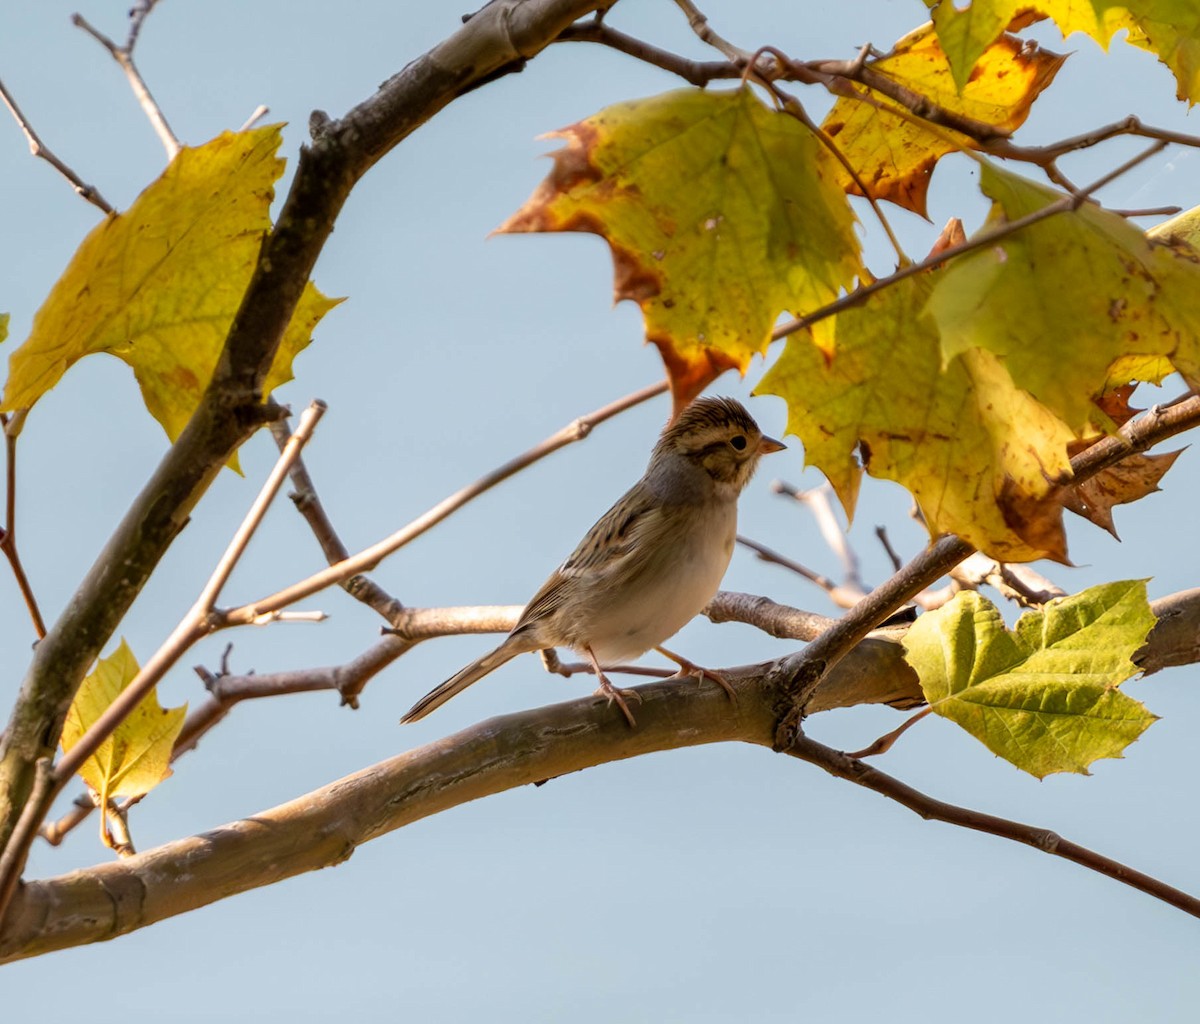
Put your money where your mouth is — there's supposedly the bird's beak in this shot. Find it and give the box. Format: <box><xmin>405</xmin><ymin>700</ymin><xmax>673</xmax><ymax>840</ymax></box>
<box><xmin>758</xmin><ymin>435</ymin><xmax>786</xmax><ymax>454</ymax></box>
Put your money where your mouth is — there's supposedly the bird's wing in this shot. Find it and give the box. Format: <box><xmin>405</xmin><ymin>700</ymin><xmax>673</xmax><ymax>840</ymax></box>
<box><xmin>511</xmin><ymin>484</ymin><xmax>663</xmax><ymax>634</ymax></box>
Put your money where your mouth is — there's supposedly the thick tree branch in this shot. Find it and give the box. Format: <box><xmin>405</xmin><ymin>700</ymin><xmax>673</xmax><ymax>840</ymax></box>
<box><xmin>0</xmin><ymin>0</ymin><xmax>606</xmax><ymax>858</ymax></box>
<box><xmin>6</xmin><ymin>608</ymin><xmax>1199</xmax><ymax>963</ymax></box>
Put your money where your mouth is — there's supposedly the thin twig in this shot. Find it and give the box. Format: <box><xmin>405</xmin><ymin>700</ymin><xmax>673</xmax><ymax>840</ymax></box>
<box><xmin>556</xmin><ymin>22</ymin><xmax>738</xmax><ymax>86</ymax></box>
<box><xmin>0</xmin><ymin>78</ymin><xmax>114</xmax><ymax>213</ymax></box>
<box><xmin>197</xmin><ymin>403</ymin><xmax>328</xmax><ymax>611</ymax></box>
<box><xmin>951</xmin><ymin>553</ymin><xmax>1067</xmax><ymax>608</ymax></box>
<box><xmin>772</xmin><ymin>482</ymin><xmax>867</xmax><ymax>599</ymax></box>
<box><xmin>844</xmin><ymin>707</ymin><xmax>933</xmax><ymax>759</ymax></box>
<box><xmin>768</xmin><ymin>141</ymin><xmax>1172</xmax><ymax>345</ymax></box>
<box><xmin>72</xmin><ymin>10</ymin><xmax>180</xmax><ymax>159</ymax></box>
<box><xmin>672</xmin><ymin>0</ymin><xmax>755</xmax><ymax>65</ymax></box>
<box><xmin>0</xmin><ymin>414</ymin><xmax>46</xmax><ymax>638</ymax></box>
<box><xmin>239</xmin><ymin>104</ymin><xmax>270</xmax><ymax>132</ymax></box>
<box><xmin>736</xmin><ymin>534</ymin><xmax>836</xmax><ymax>588</ymax></box>
<box><xmin>875</xmin><ymin>526</ymin><xmax>903</xmax><ymax>572</ymax></box>
<box><xmin>269</xmin><ymin>419</ymin><xmax>403</xmax><ymax>624</ymax></box>
<box><xmin>224</xmin><ymin>381</ymin><xmax>668</xmax><ymax>627</ymax></box>
<box><xmin>763</xmin><ymin>70</ymin><xmax>907</xmax><ymax>263</ymax></box>
<box><xmin>786</xmin><ymin>732</ymin><xmax>1200</xmax><ymax>918</ymax></box>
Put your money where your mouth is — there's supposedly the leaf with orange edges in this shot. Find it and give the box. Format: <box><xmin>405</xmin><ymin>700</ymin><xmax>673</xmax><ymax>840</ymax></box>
<box><xmin>497</xmin><ymin>87</ymin><xmax>862</xmax><ymax>415</ymax></box>
<box><xmin>821</xmin><ymin>23</ymin><xmax>1065</xmax><ymax>215</ymax></box>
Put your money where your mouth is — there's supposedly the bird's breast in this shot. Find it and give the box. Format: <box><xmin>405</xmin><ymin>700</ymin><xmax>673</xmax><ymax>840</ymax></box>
<box><xmin>581</xmin><ymin>501</ymin><xmax>737</xmax><ymax>664</ymax></box>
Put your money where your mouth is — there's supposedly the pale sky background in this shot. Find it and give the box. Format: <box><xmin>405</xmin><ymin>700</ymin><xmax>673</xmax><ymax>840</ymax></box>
<box><xmin>2</xmin><ymin>1</ymin><xmax>1199</xmax><ymax>1020</ymax></box>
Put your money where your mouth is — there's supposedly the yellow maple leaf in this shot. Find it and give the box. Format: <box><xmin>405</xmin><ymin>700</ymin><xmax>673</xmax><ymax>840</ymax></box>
<box><xmin>497</xmin><ymin>87</ymin><xmax>862</xmax><ymax>415</ymax></box>
<box><xmin>822</xmin><ymin>23</ymin><xmax>1064</xmax><ymax>215</ymax></box>
<box><xmin>756</xmin><ymin>272</ymin><xmax>1077</xmax><ymax>562</ymax></box>
<box><xmin>0</xmin><ymin>126</ymin><xmax>342</xmax><ymax>443</ymax></box>
<box><xmin>928</xmin><ymin>161</ymin><xmax>1200</xmax><ymax>433</ymax></box>
<box><xmin>61</xmin><ymin>639</ymin><xmax>187</xmax><ymax>822</ymax></box>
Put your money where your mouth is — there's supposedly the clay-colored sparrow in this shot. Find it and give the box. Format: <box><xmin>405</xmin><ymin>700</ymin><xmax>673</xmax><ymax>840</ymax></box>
<box><xmin>402</xmin><ymin>396</ymin><xmax>784</xmax><ymax>725</ymax></box>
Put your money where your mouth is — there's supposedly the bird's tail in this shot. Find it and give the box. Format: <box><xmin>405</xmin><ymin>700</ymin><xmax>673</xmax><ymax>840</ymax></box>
<box><xmin>400</xmin><ymin>640</ymin><xmax>522</xmax><ymax>723</ymax></box>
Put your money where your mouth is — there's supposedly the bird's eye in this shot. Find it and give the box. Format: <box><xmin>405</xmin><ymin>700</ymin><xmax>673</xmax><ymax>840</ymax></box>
<box><xmin>729</xmin><ymin>435</ymin><xmax>747</xmax><ymax>451</ymax></box>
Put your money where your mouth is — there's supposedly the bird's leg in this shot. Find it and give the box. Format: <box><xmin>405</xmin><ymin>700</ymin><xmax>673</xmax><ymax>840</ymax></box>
<box><xmin>584</xmin><ymin>645</ymin><xmax>639</xmax><ymax>728</ymax></box>
<box><xmin>655</xmin><ymin>645</ymin><xmax>737</xmax><ymax>703</ymax></box>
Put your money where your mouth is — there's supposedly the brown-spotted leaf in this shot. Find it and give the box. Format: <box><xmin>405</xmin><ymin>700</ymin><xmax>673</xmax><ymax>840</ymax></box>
<box><xmin>756</xmin><ymin>271</ymin><xmax>1077</xmax><ymax>562</ymax></box>
<box><xmin>1063</xmin><ymin>448</ymin><xmax>1183</xmax><ymax>536</ymax></box>
<box><xmin>821</xmin><ymin>23</ymin><xmax>1064</xmax><ymax>215</ymax></box>
<box><xmin>931</xmin><ymin>0</ymin><xmax>1200</xmax><ymax>103</ymax></box>
<box><xmin>0</xmin><ymin>126</ymin><xmax>342</xmax><ymax>443</ymax></box>
<box><xmin>498</xmin><ymin>87</ymin><xmax>863</xmax><ymax>415</ymax></box>
<box><xmin>929</xmin><ymin>161</ymin><xmax>1200</xmax><ymax>433</ymax></box>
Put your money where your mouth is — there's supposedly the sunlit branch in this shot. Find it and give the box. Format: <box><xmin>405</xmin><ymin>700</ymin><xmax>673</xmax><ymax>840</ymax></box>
<box><xmin>7</xmin><ymin>637</ymin><xmax>1200</xmax><ymax>960</ymax></box>
<box><xmin>226</xmin><ymin>381</ymin><xmax>669</xmax><ymax>627</ymax></box>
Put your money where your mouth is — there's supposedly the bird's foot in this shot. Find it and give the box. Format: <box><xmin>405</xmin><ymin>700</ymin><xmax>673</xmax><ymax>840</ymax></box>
<box><xmin>583</xmin><ymin>645</ymin><xmax>641</xmax><ymax>727</ymax></box>
<box><xmin>592</xmin><ymin>674</ymin><xmax>641</xmax><ymax>728</ymax></box>
<box><xmin>655</xmin><ymin>645</ymin><xmax>737</xmax><ymax>703</ymax></box>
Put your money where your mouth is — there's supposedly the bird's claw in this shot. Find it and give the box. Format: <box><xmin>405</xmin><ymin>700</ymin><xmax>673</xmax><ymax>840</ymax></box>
<box><xmin>593</xmin><ymin>675</ymin><xmax>640</xmax><ymax>727</ymax></box>
<box><xmin>657</xmin><ymin>646</ymin><xmax>737</xmax><ymax>703</ymax></box>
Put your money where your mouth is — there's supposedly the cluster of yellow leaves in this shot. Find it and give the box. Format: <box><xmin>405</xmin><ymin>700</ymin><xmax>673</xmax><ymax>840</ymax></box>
<box><xmin>903</xmin><ymin>580</ymin><xmax>1157</xmax><ymax>777</ymax></box>
<box><xmin>0</xmin><ymin>126</ymin><xmax>340</xmax><ymax>451</ymax></box>
<box><xmin>500</xmin><ymin>9</ymin><xmax>1199</xmax><ymax>561</ymax></box>
<box><xmin>760</xmin><ymin>159</ymin><xmax>1200</xmax><ymax>561</ymax></box>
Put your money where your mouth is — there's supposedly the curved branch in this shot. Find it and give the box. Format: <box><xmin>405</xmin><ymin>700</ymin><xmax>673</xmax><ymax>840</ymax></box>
<box><xmin>6</xmin><ymin>612</ymin><xmax>1199</xmax><ymax>963</ymax></box>
<box><xmin>1</xmin><ymin>676</ymin><xmax>776</xmax><ymax>962</ymax></box>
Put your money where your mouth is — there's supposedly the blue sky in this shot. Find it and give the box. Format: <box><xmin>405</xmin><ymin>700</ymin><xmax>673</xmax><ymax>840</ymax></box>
<box><xmin>3</xmin><ymin>2</ymin><xmax>1199</xmax><ymax>1020</ymax></box>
